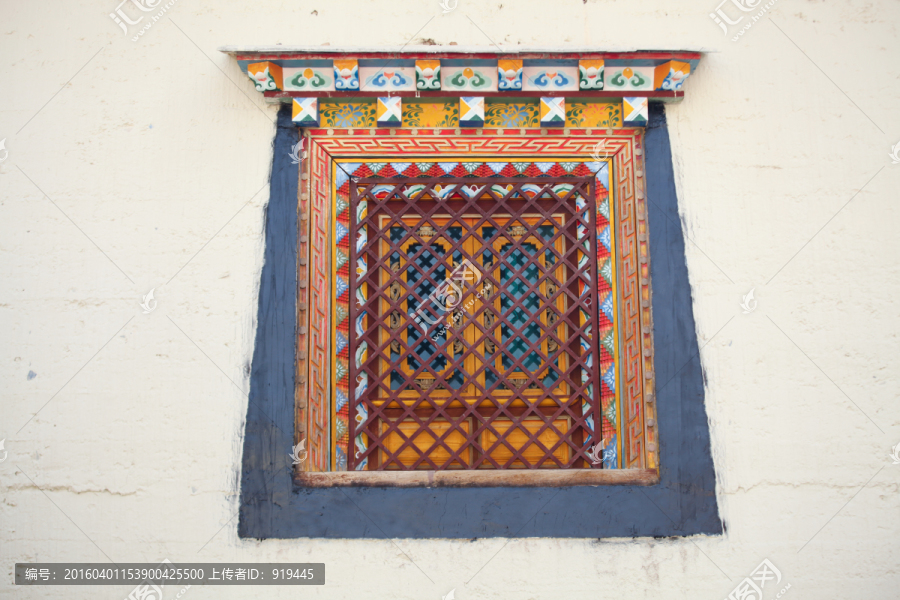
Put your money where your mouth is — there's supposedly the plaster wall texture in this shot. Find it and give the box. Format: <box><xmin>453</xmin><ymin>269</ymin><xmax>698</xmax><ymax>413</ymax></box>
<box><xmin>1</xmin><ymin>0</ymin><xmax>898</xmax><ymax>599</ymax></box>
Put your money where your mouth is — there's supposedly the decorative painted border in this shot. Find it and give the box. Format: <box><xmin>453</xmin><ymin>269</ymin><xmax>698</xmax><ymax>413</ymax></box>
<box><xmin>226</xmin><ymin>50</ymin><xmax>700</xmax><ymax>100</ymax></box>
<box><xmin>335</xmin><ymin>163</ymin><xmax>611</xmax><ymax>472</ymax></box>
<box><xmin>303</xmin><ymin>136</ymin><xmax>332</xmax><ymax>472</ymax></box>
<box><xmin>296</xmin><ymin>129</ymin><xmax>654</xmax><ymax>474</ymax></box>
<box><xmin>313</xmin><ymin>100</ymin><xmax>622</xmax><ymax>129</ymax></box>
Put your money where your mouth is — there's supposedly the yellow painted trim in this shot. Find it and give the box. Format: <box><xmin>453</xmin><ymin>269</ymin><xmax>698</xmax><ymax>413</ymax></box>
<box><xmin>604</xmin><ymin>154</ymin><xmax>623</xmax><ymax>469</ymax></box>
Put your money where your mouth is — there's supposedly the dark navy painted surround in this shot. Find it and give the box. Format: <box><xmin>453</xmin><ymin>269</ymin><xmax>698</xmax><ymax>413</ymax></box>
<box><xmin>238</xmin><ymin>104</ymin><xmax>722</xmax><ymax>539</ymax></box>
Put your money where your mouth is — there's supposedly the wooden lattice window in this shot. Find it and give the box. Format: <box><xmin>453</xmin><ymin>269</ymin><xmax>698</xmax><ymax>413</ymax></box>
<box><xmin>296</xmin><ymin>131</ymin><xmax>658</xmax><ymax>486</ymax></box>
<box><xmin>349</xmin><ymin>177</ymin><xmax>604</xmax><ymax>470</ymax></box>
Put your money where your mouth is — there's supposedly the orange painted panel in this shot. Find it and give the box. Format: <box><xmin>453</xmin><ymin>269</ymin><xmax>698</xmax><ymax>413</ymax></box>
<box><xmin>381</xmin><ymin>420</ymin><xmax>471</xmax><ymax>468</ymax></box>
<box><xmin>482</xmin><ymin>418</ymin><xmax>570</xmax><ymax>467</ymax></box>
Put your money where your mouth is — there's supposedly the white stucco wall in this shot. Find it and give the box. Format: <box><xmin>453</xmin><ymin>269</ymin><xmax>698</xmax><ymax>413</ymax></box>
<box><xmin>2</xmin><ymin>0</ymin><xmax>898</xmax><ymax>598</ymax></box>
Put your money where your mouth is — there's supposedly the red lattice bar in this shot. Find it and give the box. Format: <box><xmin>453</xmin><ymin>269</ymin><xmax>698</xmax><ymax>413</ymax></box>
<box><xmin>349</xmin><ymin>178</ymin><xmax>603</xmax><ymax>470</ymax></box>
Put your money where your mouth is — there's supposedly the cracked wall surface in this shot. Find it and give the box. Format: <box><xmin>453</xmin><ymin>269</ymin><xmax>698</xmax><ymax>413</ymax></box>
<box><xmin>1</xmin><ymin>0</ymin><xmax>899</xmax><ymax>598</ymax></box>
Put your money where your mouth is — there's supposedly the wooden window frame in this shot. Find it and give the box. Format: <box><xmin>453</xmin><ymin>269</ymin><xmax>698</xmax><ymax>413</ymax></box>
<box><xmin>293</xmin><ymin>127</ymin><xmax>659</xmax><ymax>487</ymax></box>
<box><xmin>349</xmin><ymin>178</ymin><xmax>601</xmax><ymax>472</ymax></box>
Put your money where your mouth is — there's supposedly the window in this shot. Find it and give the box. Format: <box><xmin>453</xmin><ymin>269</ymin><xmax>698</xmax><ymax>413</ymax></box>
<box><xmin>301</xmin><ymin>140</ymin><xmax>653</xmax><ymax>483</ymax></box>
<box><xmin>233</xmin><ymin>48</ymin><xmax>720</xmax><ymax>538</ymax></box>
<box><xmin>349</xmin><ymin>178</ymin><xmax>602</xmax><ymax>470</ymax></box>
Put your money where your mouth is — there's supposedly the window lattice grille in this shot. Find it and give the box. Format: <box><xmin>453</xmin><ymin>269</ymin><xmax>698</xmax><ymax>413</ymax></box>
<box><xmin>349</xmin><ymin>177</ymin><xmax>603</xmax><ymax>470</ymax></box>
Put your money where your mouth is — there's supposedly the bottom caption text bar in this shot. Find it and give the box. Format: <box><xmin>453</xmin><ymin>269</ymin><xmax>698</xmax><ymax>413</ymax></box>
<box><xmin>15</xmin><ymin>563</ymin><xmax>324</xmax><ymax>585</ymax></box>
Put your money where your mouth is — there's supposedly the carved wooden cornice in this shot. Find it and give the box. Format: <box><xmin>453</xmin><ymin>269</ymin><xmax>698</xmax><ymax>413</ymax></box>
<box><xmin>221</xmin><ymin>47</ymin><xmax>701</xmax><ymax>128</ymax></box>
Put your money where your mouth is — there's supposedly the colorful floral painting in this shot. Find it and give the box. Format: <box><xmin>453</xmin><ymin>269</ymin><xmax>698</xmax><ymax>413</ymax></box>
<box><xmin>660</xmin><ymin>67</ymin><xmax>690</xmax><ymax>91</ymax></box>
<box><xmin>442</xmin><ymin>66</ymin><xmax>496</xmax><ymax>91</ymax></box>
<box><xmin>284</xmin><ymin>67</ymin><xmax>331</xmax><ymax>91</ymax></box>
<box><xmin>415</xmin><ymin>60</ymin><xmax>441</xmax><ymax>91</ymax></box>
<box><xmin>579</xmin><ymin>59</ymin><xmax>605</xmax><ymax>90</ymax></box>
<box><xmin>523</xmin><ymin>66</ymin><xmax>578</xmax><ymax>91</ymax></box>
<box><xmin>402</xmin><ymin>101</ymin><xmax>457</xmax><ymax>127</ymax></box>
<box><xmin>319</xmin><ymin>102</ymin><xmax>376</xmax><ymax>128</ymax></box>
<box><xmin>484</xmin><ymin>102</ymin><xmax>539</xmax><ymax>127</ymax></box>
<box><xmin>566</xmin><ymin>102</ymin><xmax>622</xmax><ymax>128</ymax></box>
<box><xmin>333</xmin><ymin>59</ymin><xmax>359</xmax><ymax>90</ymax></box>
<box><xmin>315</xmin><ymin>101</ymin><xmax>622</xmax><ymax>130</ymax></box>
<box><xmin>247</xmin><ymin>62</ymin><xmax>281</xmax><ymax>92</ymax></box>
<box><xmin>605</xmin><ymin>67</ymin><xmax>653</xmax><ymax>91</ymax></box>
<box><xmin>653</xmin><ymin>60</ymin><xmax>691</xmax><ymax>91</ymax></box>
<box><xmin>498</xmin><ymin>59</ymin><xmax>523</xmax><ymax>90</ymax></box>
<box><xmin>359</xmin><ymin>67</ymin><xmax>415</xmax><ymax>91</ymax></box>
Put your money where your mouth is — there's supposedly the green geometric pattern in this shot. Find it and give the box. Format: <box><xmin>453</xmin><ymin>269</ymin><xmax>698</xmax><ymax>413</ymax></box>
<box><xmin>603</xmin><ymin>398</ymin><xmax>617</xmax><ymax>429</ymax></box>
<box><xmin>600</xmin><ymin>257</ymin><xmax>612</xmax><ymax>287</ymax></box>
<box><xmin>602</xmin><ymin>329</ymin><xmax>615</xmax><ymax>356</ymax></box>
<box><xmin>336</xmin><ymin>304</ymin><xmax>348</xmax><ymax>326</ymax></box>
<box><xmin>335</xmin><ymin>248</ymin><xmax>349</xmax><ymax>271</ymax></box>
<box><xmin>336</xmin><ymin>196</ymin><xmax>349</xmax><ymax>217</ymax></box>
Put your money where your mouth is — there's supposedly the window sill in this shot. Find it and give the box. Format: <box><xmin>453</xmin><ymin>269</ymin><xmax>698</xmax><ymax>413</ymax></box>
<box><xmin>295</xmin><ymin>468</ymin><xmax>659</xmax><ymax>488</ymax></box>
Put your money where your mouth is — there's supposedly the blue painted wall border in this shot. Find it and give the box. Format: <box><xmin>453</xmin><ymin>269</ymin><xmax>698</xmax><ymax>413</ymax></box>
<box><xmin>238</xmin><ymin>103</ymin><xmax>722</xmax><ymax>539</ymax></box>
